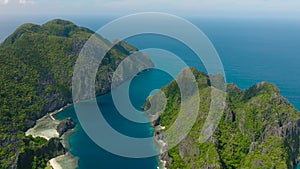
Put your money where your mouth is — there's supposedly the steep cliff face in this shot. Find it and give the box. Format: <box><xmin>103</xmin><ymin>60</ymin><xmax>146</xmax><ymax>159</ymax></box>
<box><xmin>0</xmin><ymin>19</ymin><xmax>153</xmax><ymax>168</ymax></box>
<box><xmin>150</xmin><ymin>68</ymin><xmax>300</xmax><ymax>169</ymax></box>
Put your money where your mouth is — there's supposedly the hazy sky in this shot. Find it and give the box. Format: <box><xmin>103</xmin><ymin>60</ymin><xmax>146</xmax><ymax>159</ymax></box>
<box><xmin>1</xmin><ymin>0</ymin><xmax>300</xmax><ymax>18</ymax></box>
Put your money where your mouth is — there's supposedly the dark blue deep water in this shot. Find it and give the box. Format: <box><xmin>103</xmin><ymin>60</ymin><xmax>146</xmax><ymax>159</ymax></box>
<box><xmin>50</xmin><ymin>17</ymin><xmax>300</xmax><ymax>169</ymax></box>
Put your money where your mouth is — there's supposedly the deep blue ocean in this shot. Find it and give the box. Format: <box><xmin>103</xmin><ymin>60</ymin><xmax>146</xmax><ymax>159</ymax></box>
<box><xmin>2</xmin><ymin>16</ymin><xmax>300</xmax><ymax>169</ymax></box>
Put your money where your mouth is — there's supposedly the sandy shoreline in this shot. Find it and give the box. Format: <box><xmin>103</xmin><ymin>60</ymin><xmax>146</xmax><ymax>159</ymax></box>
<box><xmin>49</xmin><ymin>153</ymin><xmax>78</xmax><ymax>169</ymax></box>
<box><xmin>25</xmin><ymin>104</ymin><xmax>71</xmax><ymax>140</ymax></box>
<box><xmin>25</xmin><ymin>104</ymin><xmax>78</xmax><ymax>169</ymax></box>
<box><xmin>49</xmin><ymin>157</ymin><xmax>63</xmax><ymax>169</ymax></box>
<box><xmin>49</xmin><ymin>105</ymin><xmax>70</xmax><ymax>120</ymax></box>
<box><xmin>25</xmin><ymin>114</ymin><xmax>60</xmax><ymax>140</ymax></box>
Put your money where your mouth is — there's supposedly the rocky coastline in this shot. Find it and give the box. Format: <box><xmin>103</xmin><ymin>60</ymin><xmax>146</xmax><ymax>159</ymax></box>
<box><xmin>25</xmin><ymin>106</ymin><xmax>77</xmax><ymax>169</ymax></box>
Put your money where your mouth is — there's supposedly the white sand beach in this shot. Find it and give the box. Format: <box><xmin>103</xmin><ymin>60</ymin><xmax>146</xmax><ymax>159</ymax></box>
<box><xmin>49</xmin><ymin>157</ymin><xmax>63</xmax><ymax>169</ymax></box>
<box><xmin>49</xmin><ymin>154</ymin><xmax>78</xmax><ymax>169</ymax></box>
<box><xmin>25</xmin><ymin>105</ymin><xmax>73</xmax><ymax>140</ymax></box>
<box><xmin>25</xmin><ymin>114</ymin><xmax>60</xmax><ymax>140</ymax></box>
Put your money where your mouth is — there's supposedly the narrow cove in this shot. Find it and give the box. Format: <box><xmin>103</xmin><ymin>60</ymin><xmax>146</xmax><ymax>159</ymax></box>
<box><xmin>54</xmin><ymin>68</ymin><xmax>174</xmax><ymax>169</ymax></box>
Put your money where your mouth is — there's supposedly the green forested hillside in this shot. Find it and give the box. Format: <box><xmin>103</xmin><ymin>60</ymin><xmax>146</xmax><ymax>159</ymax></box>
<box><xmin>152</xmin><ymin>68</ymin><xmax>300</xmax><ymax>169</ymax></box>
<box><xmin>0</xmin><ymin>19</ymin><xmax>150</xmax><ymax>168</ymax></box>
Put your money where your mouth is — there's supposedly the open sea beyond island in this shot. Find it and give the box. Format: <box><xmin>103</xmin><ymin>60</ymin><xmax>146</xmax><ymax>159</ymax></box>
<box><xmin>41</xmin><ymin>17</ymin><xmax>300</xmax><ymax>169</ymax></box>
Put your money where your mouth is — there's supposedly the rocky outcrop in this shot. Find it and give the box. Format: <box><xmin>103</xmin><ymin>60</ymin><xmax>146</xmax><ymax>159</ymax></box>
<box><xmin>56</xmin><ymin>118</ymin><xmax>76</xmax><ymax>137</ymax></box>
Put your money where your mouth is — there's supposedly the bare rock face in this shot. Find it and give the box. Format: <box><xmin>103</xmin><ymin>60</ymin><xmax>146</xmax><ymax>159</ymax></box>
<box><xmin>56</xmin><ymin>118</ymin><xmax>76</xmax><ymax>137</ymax></box>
